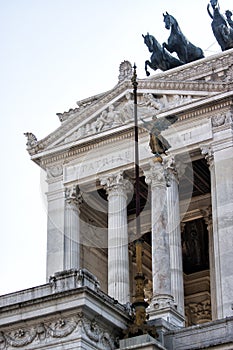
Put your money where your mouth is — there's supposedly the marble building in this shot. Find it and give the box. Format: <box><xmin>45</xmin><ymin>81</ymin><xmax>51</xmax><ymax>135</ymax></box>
<box><xmin>0</xmin><ymin>49</ymin><xmax>233</xmax><ymax>349</ymax></box>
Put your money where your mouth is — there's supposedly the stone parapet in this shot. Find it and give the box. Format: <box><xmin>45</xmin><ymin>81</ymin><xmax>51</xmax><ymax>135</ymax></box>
<box><xmin>164</xmin><ymin>317</ymin><xmax>233</xmax><ymax>350</ymax></box>
<box><xmin>0</xmin><ymin>269</ymin><xmax>130</xmax><ymax>350</ymax></box>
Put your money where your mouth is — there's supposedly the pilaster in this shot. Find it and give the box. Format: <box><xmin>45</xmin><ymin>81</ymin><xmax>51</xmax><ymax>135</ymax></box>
<box><xmin>64</xmin><ymin>185</ymin><xmax>83</xmax><ymax>270</ymax></box>
<box><xmin>46</xmin><ymin>166</ymin><xmax>65</xmax><ymax>280</ymax></box>
<box><xmin>201</xmin><ymin>119</ymin><xmax>233</xmax><ymax>319</ymax></box>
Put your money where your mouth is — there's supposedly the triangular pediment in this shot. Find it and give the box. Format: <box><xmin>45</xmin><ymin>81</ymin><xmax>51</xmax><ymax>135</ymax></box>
<box><xmin>51</xmin><ymin>88</ymin><xmax>215</xmax><ymax>149</ymax></box>
<box><xmin>25</xmin><ymin>50</ymin><xmax>233</xmax><ymax>159</ymax></box>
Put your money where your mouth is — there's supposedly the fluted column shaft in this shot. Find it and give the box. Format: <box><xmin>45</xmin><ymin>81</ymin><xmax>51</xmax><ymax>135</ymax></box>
<box><xmin>165</xmin><ymin>156</ymin><xmax>184</xmax><ymax>316</ymax></box>
<box><xmin>101</xmin><ymin>172</ymin><xmax>133</xmax><ymax>304</ymax></box>
<box><xmin>64</xmin><ymin>186</ymin><xmax>82</xmax><ymax>270</ymax></box>
<box><xmin>202</xmin><ymin>207</ymin><xmax>215</xmax><ymax>320</ymax></box>
<box><xmin>145</xmin><ymin>160</ymin><xmax>173</xmax><ymax>304</ymax></box>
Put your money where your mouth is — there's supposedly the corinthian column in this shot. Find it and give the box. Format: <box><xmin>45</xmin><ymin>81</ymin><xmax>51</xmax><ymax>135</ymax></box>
<box><xmin>64</xmin><ymin>185</ymin><xmax>82</xmax><ymax>270</ymax></box>
<box><xmin>164</xmin><ymin>155</ymin><xmax>184</xmax><ymax>317</ymax></box>
<box><xmin>145</xmin><ymin>158</ymin><xmax>184</xmax><ymax>327</ymax></box>
<box><xmin>101</xmin><ymin>172</ymin><xmax>133</xmax><ymax>304</ymax></box>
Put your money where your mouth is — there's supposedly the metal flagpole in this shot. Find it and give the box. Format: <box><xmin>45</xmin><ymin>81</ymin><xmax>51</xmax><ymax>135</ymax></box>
<box><xmin>122</xmin><ymin>65</ymin><xmax>157</xmax><ymax>339</ymax></box>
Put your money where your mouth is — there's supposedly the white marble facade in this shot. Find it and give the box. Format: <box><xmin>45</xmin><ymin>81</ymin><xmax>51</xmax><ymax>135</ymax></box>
<box><xmin>5</xmin><ymin>49</ymin><xmax>233</xmax><ymax>349</ymax></box>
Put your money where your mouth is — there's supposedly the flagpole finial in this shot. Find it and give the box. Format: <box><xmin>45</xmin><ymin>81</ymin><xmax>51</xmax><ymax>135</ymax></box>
<box><xmin>132</xmin><ymin>63</ymin><xmax>138</xmax><ymax>92</ymax></box>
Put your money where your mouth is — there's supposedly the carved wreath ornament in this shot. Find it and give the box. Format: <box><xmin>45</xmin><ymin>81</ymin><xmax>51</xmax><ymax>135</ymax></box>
<box><xmin>0</xmin><ymin>313</ymin><xmax>116</xmax><ymax>350</ymax></box>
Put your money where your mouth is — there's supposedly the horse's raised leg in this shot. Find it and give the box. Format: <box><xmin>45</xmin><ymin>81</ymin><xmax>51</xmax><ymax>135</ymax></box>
<box><xmin>145</xmin><ymin>60</ymin><xmax>157</xmax><ymax>76</ymax></box>
<box><xmin>145</xmin><ymin>60</ymin><xmax>151</xmax><ymax>76</ymax></box>
<box><xmin>162</xmin><ymin>42</ymin><xmax>172</xmax><ymax>53</ymax></box>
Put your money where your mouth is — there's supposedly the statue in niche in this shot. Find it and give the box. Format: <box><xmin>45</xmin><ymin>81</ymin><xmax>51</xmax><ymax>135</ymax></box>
<box><xmin>225</xmin><ymin>10</ymin><xmax>233</xmax><ymax>29</ymax></box>
<box><xmin>141</xmin><ymin>114</ymin><xmax>178</xmax><ymax>155</ymax></box>
<box><xmin>207</xmin><ymin>0</ymin><xmax>233</xmax><ymax>51</ymax></box>
<box><xmin>182</xmin><ymin>219</ymin><xmax>209</xmax><ymax>274</ymax></box>
<box><xmin>142</xmin><ymin>33</ymin><xmax>183</xmax><ymax>76</ymax></box>
<box><xmin>163</xmin><ymin>12</ymin><xmax>204</xmax><ymax>63</ymax></box>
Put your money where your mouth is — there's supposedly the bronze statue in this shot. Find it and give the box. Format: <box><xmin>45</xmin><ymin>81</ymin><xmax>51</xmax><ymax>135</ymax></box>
<box><xmin>226</xmin><ymin>10</ymin><xmax>233</xmax><ymax>29</ymax></box>
<box><xmin>142</xmin><ymin>33</ymin><xmax>183</xmax><ymax>76</ymax></box>
<box><xmin>162</xmin><ymin>12</ymin><xmax>204</xmax><ymax>63</ymax></box>
<box><xmin>140</xmin><ymin>114</ymin><xmax>178</xmax><ymax>155</ymax></box>
<box><xmin>207</xmin><ymin>0</ymin><xmax>233</xmax><ymax>51</ymax></box>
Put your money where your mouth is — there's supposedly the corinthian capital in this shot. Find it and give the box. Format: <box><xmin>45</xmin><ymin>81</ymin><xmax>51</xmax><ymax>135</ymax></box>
<box><xmin>100</xmin><ymin>171</ymin><xmax>133</xmax><ymax>196</ymax></box>
<box><xmin>65</xmin><ymin>185</ymin><xmax>83</xmax><ymax>206</ymax></box>
<box><xmin>144</xmin><ymin>159</ymin><xmax>166</xmax><ymax>188</ymax></box>
<box><xmin>200</xmin><ymin>144</ymin><xmax>214</xmax><ymax>169</ymax></box>
<box><xmin>163</xmin><ymin>155</ymin><xmax>178</xmax><ymax>186</ymax></box>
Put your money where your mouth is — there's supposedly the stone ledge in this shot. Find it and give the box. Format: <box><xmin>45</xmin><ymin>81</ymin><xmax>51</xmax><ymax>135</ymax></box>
<box><xmin>164</xmin><ymin>316</ymin><xmax>233</xmax><ymax>350</ymax></box>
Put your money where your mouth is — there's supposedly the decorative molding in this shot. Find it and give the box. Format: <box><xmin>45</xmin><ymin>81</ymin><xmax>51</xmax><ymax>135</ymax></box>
<box><xmin>211</xmin><ymin>109</ymin><xmax>233</xmax><ymax>128</ymax></box>
<box><xmin>0</xmin><ymin>313</ymin><xmax>117</xmax><ymax>350</ymax></box>
<box><xmin>24</xmin><ymin>132</ymin><xmax>38</xmax><ymax>148</ymax></box>
<box><xmin>223</xmin><ymin>64</ymin><xmax>233</xmax><ymax>82</ymax></box>
<box><xmin>186</xmin><ymin>299</ymin><xmax>211</xmax><ymax>325</ymax></box>
<box><xmin>163</xmin><ymin>155</ymin><xmax>178</xmax><ymax>186</ymax></box>
<box><xmin>65</xmin><ymin>185</ymin><xmax>83</xmax><ymax>206</ymax></box>
<box><xmin>118</xmin><ymin>60</ymin><xmax>133</xmax><ymax>83</ymax></box>
<box><xmin>47</xmin><ymin>164</ymin><xmax>63</xmax><ymax>178</ymax></box>
<box><xmin>156</xmin><ymin>50</ymin><xmax>233</xmax><ymax>82</ymax></box>
<box><xmin>211</xmin><ymin>113</ymin><xmax>226</xmax><ymax>127</ymax></box>
<box><xmin>200</xmin><ymin>144</ymin><xmax>214</xmax><ymax>169</ymax></box>
<box><xmin>49</xmin><ymin>269</ymin><xmax>100</xmax><ymax>293</ymax></box>
<box><xmin>144</xmin><ymin>159</ymin><xmax>167</xmax><ymax>188</ymax></box>
<box><xmin>100</xmin><ymin>171</ymin><xmax>133</xmax><ymax>197</ymax></box>
<box><xmin>28</xmin><ymin>76</ymin><xmax>229</xmax><ymax>156</ymax></box>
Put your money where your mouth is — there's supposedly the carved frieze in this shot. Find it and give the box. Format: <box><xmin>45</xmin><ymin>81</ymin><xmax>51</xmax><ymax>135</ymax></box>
<box><xmin>211</xmin><ymin>113</ymin><xmax>226</xmax><ymax>127</ymax></box>
<box><xmin>47</xmin><ymin>164</ymin><xmax>63</xmax><ymax>178</ymax></box>
<box><xmin>201</xmin><ymin>144</ymin><xmax>214</xmax><ymax>169</ymax></box>
<box><xmin>223</xmin><ymin>64</ymin><xmax>233</xmax><ymax>83</ymax></box>
<box><xmin>211</xmin><ymin>110</ymin><xmax>233</xmax><ymax>127</ymax></box>
<box><xmin>0</xmin><ymin>313</ymin><xmax>116</xmax><ymax>349</ymax></box>
<box><xmin>186</xmin><ymin>299</ymin><xmax>211</xmax><ymax>326</ymax></box>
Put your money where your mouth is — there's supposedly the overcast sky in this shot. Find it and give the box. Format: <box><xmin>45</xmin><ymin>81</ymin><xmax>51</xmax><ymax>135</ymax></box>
<box><xmin>0</xmin><ymin>0</ymin><xmax>232</xmax><ymax>295</ymax></box>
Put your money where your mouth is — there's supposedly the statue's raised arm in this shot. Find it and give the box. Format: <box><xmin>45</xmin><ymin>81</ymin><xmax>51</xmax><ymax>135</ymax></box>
<box><xmin>207</xmin><ymin>3</ymin><xmax>213</xmax><ymax>19</ymax></box>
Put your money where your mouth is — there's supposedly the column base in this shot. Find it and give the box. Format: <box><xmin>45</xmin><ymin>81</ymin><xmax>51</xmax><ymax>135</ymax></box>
<box><xmin>147</xmin><ymin>294</ymin><xmax>185</xmax><ymax>328</ymax></box>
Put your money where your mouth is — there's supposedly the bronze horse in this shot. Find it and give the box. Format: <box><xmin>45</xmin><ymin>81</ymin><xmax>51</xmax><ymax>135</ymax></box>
<box><xmin>142</xmin><ymin>33</ymin><xmax>183</xmax><ymax>76</ymax></box>
<box><xmin>162</xmin><ymin>12</ymin><xmax>204</xmax><ymax>63</ymax></box>
<box><xmin>207</xmin><ymin>0</ymin><xmax>233</xmax><ymax>51</ymax></box>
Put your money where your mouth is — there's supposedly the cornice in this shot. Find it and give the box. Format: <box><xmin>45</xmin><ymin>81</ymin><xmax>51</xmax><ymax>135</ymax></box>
<box><xmin>27</xmin><ymin>50</ymin><xmax>233</xmax><ymax>161</ymax></box>
<box><xmin>39</xmin><ymin>128</ymin><xmax>137</xmax><ymax>167</ymax></box>
<box><xmin>29</xmin><ymin>80</ymin><xmax>228</xmax><ymax>156</ymax></box>
<box><xmin>34</xmin><ymin>94</ymin><xmax>233</xmax><ymax>168</ymax></box>
<box><xmin>148</xmin><ymin>48</ymin><xmax>233</xmax><ymax>82</ymax></box>
<box><xmin>177</xmin><ymin>95</ymin><xmax>233</xmax><ymax>123</ymax></box>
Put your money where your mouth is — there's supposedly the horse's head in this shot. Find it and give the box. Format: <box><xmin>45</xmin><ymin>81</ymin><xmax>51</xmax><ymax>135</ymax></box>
<box><xmin>142</xmin><ymin>33</ymin><xmax>155</xmax><ymax>52</ymax></box>
<box><xmin>163</xmin><ymin>12</ymin><xmax>176</xmax><ymax>30</ymax></box>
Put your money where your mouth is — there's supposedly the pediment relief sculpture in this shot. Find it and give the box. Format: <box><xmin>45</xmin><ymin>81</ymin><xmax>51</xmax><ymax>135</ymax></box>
<box><xmin>64</xmin><ymin>93</ymin><xmax>196</xmax><ymax>144</ymax></box>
